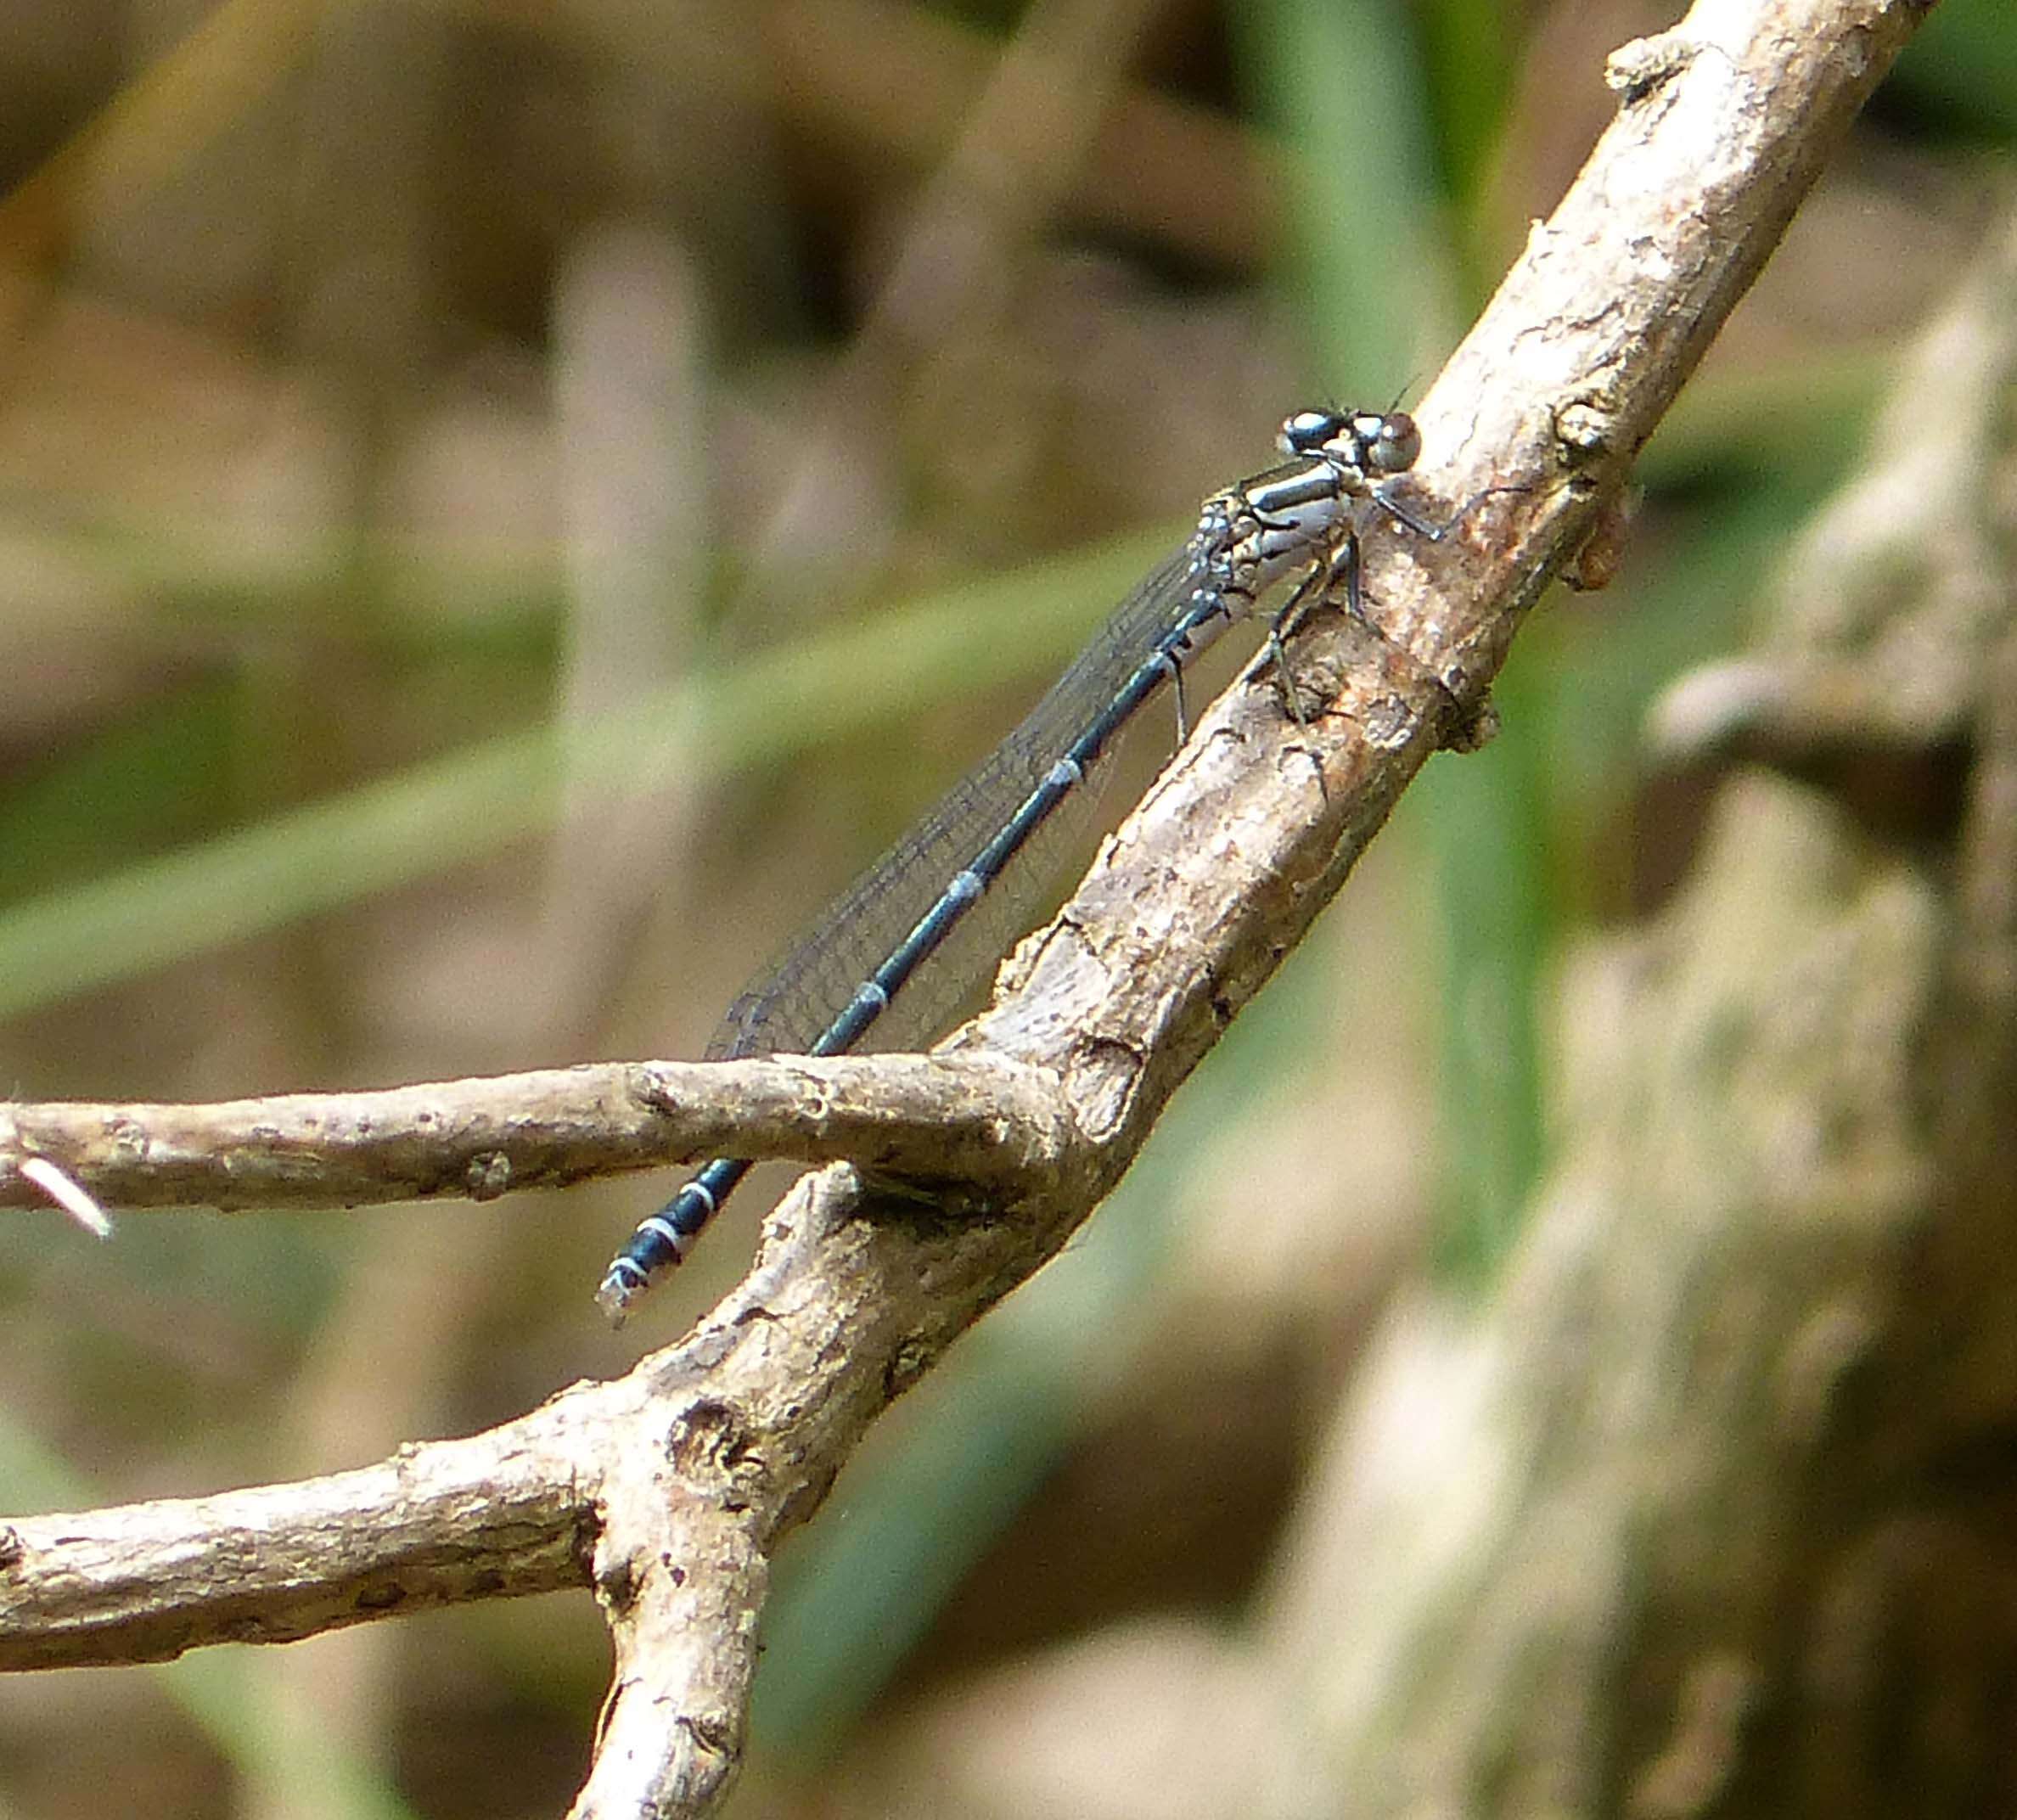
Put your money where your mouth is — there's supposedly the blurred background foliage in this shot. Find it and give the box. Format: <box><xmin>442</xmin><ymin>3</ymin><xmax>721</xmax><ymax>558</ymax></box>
<box><xmin>0</xmin><ymin>0</ymin><xmax>2009</xmax><ymax>1815</ymax></box>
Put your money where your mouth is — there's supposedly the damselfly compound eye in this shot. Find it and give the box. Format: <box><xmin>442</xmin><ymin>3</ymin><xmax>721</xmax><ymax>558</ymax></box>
<box><xmin>1278</xmin><ymin>409</ymin><xmax>1346</xmax><ymax>458</ymax></box>
<box><xmin>1364</xmin><ymin>411</ymin><xmax>1421</xmax><ymax>475</ymax></box>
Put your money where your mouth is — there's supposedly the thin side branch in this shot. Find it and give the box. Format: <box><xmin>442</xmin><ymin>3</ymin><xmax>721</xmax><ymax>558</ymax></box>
<box><xmin>0</xmin><ymin>1382</ymin><xmax>610</xmax><ymax>1670</ymax></box>
<box><xmin>0</xmin><ymin>1053</ymin><xmax>1067</xmax><ymax>1211</ymax></box>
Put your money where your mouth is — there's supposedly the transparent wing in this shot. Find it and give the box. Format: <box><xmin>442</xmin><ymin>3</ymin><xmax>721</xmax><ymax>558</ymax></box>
<box><xmin>707</xmin><ymin>540</ymin><xmax>1205</xmax><ymax>1059</ymax></box>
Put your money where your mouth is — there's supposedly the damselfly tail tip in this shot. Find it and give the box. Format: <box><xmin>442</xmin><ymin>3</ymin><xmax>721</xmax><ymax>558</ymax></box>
<box><xmin>595</xmin><ymin>1269</ymin><xmax>638</xmax><ymax>1328</ymax></box>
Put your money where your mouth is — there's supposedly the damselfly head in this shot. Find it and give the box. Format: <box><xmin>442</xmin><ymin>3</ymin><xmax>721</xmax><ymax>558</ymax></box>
<box><xmin>1278</xmin><ymin>407</ymin><xmax>1421</xmax><ymax>480</ymax></box>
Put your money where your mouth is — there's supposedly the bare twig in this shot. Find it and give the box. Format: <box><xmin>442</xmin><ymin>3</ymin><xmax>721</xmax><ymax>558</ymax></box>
<box><xmin>0</xmin><ymin>1053</ymin><xmax>1066</xmax><ymax>1211</ymax></box>
<box><xmin>0</xmin><ymin>3</ymin><xmax>1935</xmax><ymax>1816</ymax></box>
<box><xmin>0</xmin><ymin>1389</ymin><xmax>602</xmax><ymax>1670</ymax></box>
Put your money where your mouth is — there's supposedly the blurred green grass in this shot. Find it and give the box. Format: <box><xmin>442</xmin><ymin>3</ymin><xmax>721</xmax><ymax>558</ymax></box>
<box><xmin>0</xmin><ymin>526</ymin><xmax>1172</xmax><ymax>1023</ymax></box>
